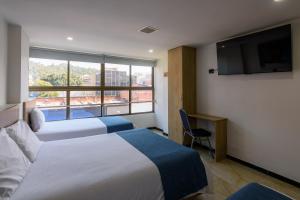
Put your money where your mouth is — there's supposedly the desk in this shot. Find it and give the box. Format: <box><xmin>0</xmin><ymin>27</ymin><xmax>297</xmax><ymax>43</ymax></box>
<box><xmin>189</xmin><ymin>113</ymin><xmax>227</xmax><ymax>162</ymax></box>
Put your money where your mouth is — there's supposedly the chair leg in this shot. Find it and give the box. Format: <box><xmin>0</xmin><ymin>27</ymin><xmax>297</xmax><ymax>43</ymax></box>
<box><xmin>191</xmin><ymin>137</ymin><xmax>195</xmax><ymax>149</ymax></box>
<box><xmin>207</xmin><ymin>137</ymin><xmax>214</xmax><ymax>159</ymax></box>
<box><xmin>198</xmin><ymin>138</ymin><xmax>202</xmax><ymax>146</ymax></box>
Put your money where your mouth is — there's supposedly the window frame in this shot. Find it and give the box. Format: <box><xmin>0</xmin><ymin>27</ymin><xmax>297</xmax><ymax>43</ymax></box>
<box><xmin>29</xmin><ymin>60</ymin><xmax>154</xmax><ymax>120</ymax></box>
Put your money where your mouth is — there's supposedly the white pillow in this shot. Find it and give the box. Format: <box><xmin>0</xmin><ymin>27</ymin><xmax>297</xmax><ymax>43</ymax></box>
<box><xmin>6</xmin><ymin>121</ymin><xmax>43</xmax><ymax>162</ymax></box>
<box><xmin>30</xmin><ymin>108</ymin><xmax>45</xmax><ymax>132</ymax></box>
<box><xmin>0</xmin><ymin>128</ymin><xmax>31</xmax><ymax>199</ymax></box>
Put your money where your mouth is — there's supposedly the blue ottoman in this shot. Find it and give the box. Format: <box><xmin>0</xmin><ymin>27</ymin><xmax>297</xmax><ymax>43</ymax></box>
<box><xmin>227</xmin><ymin>183</ymin><xmax>292</xmax><ymax>200</ymax></box>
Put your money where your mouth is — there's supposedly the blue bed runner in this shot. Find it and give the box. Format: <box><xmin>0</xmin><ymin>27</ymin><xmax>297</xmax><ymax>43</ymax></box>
<box><xmin>98</xmin><ymin>116</ymin><xmax>134</xmax><ymax>133</ymax></box>
<box><xmin>117</xmin><ymin>128</ymin><xmax>208</xmax><ymax>200</ymax></box>
<box><xmin>227</xmin><ymin>183</ymin><xmax>292</xmax><ymax>200</ymax></box>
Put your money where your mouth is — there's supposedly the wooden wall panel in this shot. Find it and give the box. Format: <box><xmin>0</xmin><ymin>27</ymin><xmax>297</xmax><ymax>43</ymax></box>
<box><xmin>182</xmin><ymin>46</ymin><xmax>196</xmax><ymax>145</ymax></box>
<box><xmin>168</xmin><ymin>47</ymin><xmax>183</xmax><ymax>144</ymax></box>
<box><xmin>0</xmin><ymin>104</ymin><xmax>19</xmax><ymax>128</ymax></box>
<box><xmin>168</xmin><ymin>46</ymin><xmax>196</xmax><ymax>144</ymax></box>
<box><xmin>182</xmin><ymin>46</ymin><xmax>196</xmax><ymax>113</ymax></box>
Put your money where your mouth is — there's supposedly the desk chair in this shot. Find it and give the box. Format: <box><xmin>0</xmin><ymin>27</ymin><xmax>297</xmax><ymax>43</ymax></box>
<box><xmin>179</xmin><ymin>109</ymin><xmax>214</xmax><ymax>158</ymax></box>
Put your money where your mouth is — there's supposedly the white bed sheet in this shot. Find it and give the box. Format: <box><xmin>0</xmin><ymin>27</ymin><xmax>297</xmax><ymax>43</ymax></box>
<box><xmin>36</xmin><ymin>118</ymin><xmax>107</xmax><ymax>141</ymax></box>
<box><xmin>11</xmin><ymin>134</ymin><xmax>164</xmax><ymax>200</ymax></box>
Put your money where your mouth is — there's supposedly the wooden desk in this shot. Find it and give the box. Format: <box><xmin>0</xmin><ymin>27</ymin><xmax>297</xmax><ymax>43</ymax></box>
<box><xmin>189</xmin><ymin>113</ymin><xmax>227</xmax><ymax>162</ymax></box>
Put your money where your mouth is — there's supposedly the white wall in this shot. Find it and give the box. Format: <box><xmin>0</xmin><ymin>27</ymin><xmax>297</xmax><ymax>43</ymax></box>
<box><xmin>196</xmin><ymin>21</ymin><xmax>300</xmax><ymax>182</ymax></box>
<box><xmin>7</xmin><ymin>24</ymin><xmax>22</xmax><ymax>103</ymax></box>
<box><xmin>123</xmin><ymin>113</ymin><xmax>156</xmax><ymax>128</ymax></box>
<box><xmin>7</xmin><ymin>24</ymin><xmax>29</xmax><ymax>104</ymax></box>
<box><xmin>0</xmin><ymin>15</ymin><xmax>7</xmax><ymax>105</ymax></box>
<box><xmin>154</xmin><ymin>52</ymin><xmax>168</xmax><ymax>133</ymax></box>
<box><xmin>21</xmin><ymin>30</ymin><xmax>29</xmax><ymax>101</ymax></box>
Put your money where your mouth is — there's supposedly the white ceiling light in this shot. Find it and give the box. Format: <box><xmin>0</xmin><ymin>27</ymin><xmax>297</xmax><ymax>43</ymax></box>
<box><xmin>274</xmin><ymin>0</ymin><xmax>284</xmax><ymax>2</ymax></box>
<box><xmin>66</xmin><ymin>36</ymin><xmax>73</xmax><ymax>41</ymax></box>
<box><xmin>148</xmin><ymin>49</ymin><xmax>154</xmax><ymax>53</ymax></box>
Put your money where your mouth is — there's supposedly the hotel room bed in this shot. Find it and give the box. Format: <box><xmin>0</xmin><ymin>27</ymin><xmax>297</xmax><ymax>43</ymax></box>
<box><xmin>35</xmin><ymin>116</ymin><xmax>134</xmax><ymax>141</ymax></box>
<box><xmin>11</xmin><ymin>128</ymin><xmax>208</xmax><ymax>200</ymax></box>
<box><xmin>23</xmin><ymin>100</ymin><xmax>134</xmax><ymax>141</ymax></box>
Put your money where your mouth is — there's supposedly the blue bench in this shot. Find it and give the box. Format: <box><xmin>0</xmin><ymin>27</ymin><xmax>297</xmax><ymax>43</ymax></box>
<box><xmin>227</xmin><ymin>183</ymin><xmax>292</xmax><ymax>200</ymax></box>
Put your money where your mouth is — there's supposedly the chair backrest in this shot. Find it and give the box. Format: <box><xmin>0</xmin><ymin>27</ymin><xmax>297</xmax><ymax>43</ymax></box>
<box><xmin>179</xmin><ymin>109</ymin><xmax>192</xmax><ymax>133</ymax></box>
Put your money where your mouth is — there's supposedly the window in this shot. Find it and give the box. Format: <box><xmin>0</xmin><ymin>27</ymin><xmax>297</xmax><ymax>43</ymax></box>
<box><xmin>132</xmin><ymin>102</ymin><xmax>153</xmax><ymax>113</ymax></box>
<box><xmin>29</xmin><ymin>58</ymin><xmax>68</xmax><ymax>87</ymax></box>
<box><xmin>70</xmin><ymin>61</ymin><xmax>101</xmax><ymax>86</ymax></box>
<box><xmin>70</xmin><ymin>91</ymin><xmax>101</xmax><ymax>119</ymax></box>
<box><xmin>103</xmin><ymin>90</ymin><xmax>129</xmax><ymax>115</ymax></box>
<box><xmin>131</xmin><ymin>90</ymin><xmax>152</xmax><ymax>102</ymax></box>
<box><xmin>29</xmin><ymin>91</ymin><xmax>67</xmax><ymax>121</ymax></box>
<box><xmin>29</xmin><ymin>91</ymin><xmax>67</xmax><ymax>107</ymax></box>
<box><xmin>131</xmin><ymin>65</ymin><xmax>152</xmax><ymax>87</ymax></box>
<box><xmin>131</xmin><ymin>90</ymin><xmax>153</xmax><ymax>113</ymax></box>
<box><xmin>105</xmin><ymin>63</ymin><xmax>130</xmax><ymax>86</ymax></box>
<box><xmin>29</xmin><ymin>54</ymin><xmax>154</xmax><ymax>121</ymax></box>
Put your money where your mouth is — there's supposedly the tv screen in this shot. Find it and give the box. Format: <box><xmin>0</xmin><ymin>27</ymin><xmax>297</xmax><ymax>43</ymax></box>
<box><xmin>217</xmin><ymin>24</ymin><xmax>292</xmax><ymax>75</ymax></box>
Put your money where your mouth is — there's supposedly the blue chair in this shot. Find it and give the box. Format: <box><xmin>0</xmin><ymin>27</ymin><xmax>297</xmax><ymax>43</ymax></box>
<box><xmin>179</xmin><ymin>109</ymin><xmax>214</xmax><ymax>158</ymax></box>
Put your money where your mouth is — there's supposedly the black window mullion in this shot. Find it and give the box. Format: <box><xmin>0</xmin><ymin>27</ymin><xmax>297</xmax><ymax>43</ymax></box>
<box><xmin>129</xmin><ymin>65</ymin><xmax>132</xmax><ymax>114</ymax></box>
<box><xmin>66</xmin><ymin>60</ymin><xmax>71</xmax><ymax>119</ymax></box>
<box><xmin>152</xmin><ymin>66</ymin><xmax>155</xmax><ymax>112</ymax></box>
<box><xmin>101</xmin><ymin>63</ymin><xmax>105</xmax><ymax>116</ymax></box>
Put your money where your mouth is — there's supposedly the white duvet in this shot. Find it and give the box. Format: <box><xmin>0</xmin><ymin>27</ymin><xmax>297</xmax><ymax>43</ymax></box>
<box><xmin>36</xmin><ymin>118</ymin><xmax>107</xmax><ymax>141</ymax></box>
<box><xmin>11</xmin><ymin>133</ymin><xmax>164</xmax><ymax>200</ymax></box>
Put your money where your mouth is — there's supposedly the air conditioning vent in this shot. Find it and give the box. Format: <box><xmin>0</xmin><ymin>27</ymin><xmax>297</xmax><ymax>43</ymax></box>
<box><xmin>139</xmin><ymin>26</ymin><xmax>158</xmax><ymax>34</ymax></box>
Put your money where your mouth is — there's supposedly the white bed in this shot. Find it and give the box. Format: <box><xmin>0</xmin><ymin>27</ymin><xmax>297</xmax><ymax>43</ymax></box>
<box><xmin>11</xmin><ymin>133</ymin><xmax>164</xmax><ymax>200</ymax></box>
<box><xmin>36</xmin><ymin>118</ymin><xmax>107</xmax><ymax>141</ymax></box>
<box><xmin>23</xmin><ymin>100</ymin><xmax>134</xmax><ymax>142</ymax></box>
<box><xmin>10</xmin><ymin>129</ymin><xmax>209</xmax><ymax>200</ymax></box>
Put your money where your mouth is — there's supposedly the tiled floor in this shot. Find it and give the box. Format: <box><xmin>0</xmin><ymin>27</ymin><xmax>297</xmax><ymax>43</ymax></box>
<box><xmin>151</xmin><ymin>130</ymin><xmax>300</xmax><ymax>200</ymax></box>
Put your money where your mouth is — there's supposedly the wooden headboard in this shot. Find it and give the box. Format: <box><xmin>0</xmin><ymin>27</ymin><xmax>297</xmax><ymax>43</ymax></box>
<box><xmin>23</xmin><ymin>99</ymin><xmax>36</xmax><ymax>125</ymax></box>
<box><xmin>0</xmin><ymin>104</ymin><xmax>19</xmax><ymax>128</ymax></box>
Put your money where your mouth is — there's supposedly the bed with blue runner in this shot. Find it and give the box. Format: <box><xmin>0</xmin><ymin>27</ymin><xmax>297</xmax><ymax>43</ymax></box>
<box><xmin>227</xmin><ymin>183</ymin><xmax>293</xmax><ymax>200</ymax></box>
<box><xmin>99</xmin><ymin>116</ymin><xmax>134</xmax><ymax>133</ymax></box>
<box><xmin>117</xmin><ymin>128</ymin><xmax>208</xmax><ymax>200</ymax></box>
<box><xmin>36</xmin><ymin>116</ymin><xmax>134</xmax><ymax>141</ymax></box>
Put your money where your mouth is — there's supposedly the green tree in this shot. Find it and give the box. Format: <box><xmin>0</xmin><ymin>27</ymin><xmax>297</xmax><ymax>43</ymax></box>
<box><xmin>36</xmin><ymin>80</ymin><xmax>59</xmax><ymax>97</ymax></box>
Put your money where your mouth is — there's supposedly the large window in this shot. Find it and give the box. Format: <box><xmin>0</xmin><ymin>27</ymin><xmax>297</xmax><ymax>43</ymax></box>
<box><xmin>29</xmin><ymin>58</ymin><xmax>154</xmax><ymax>121</ymax></box>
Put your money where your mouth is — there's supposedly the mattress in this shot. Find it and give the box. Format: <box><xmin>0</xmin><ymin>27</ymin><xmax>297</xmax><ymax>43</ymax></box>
<box><xmin>12</xmin><ymin>129</ymin><xmax>208</xmax><ymax>200</ymax></box>
<box><xmin>36</xmin><ymin>116</ymin><xmax>134</xmax><ymax>141</ymax></box>
<box><xmin>36</xmin><ymin>118</ymin><xmax>107</xmax><ymax>141</ymax></box>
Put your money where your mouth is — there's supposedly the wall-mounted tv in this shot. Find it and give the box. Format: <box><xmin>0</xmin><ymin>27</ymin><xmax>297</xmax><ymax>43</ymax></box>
<box><xmin>217</xmin><ymin>24</ymin><xmax>292</xmax><ymax>75</ymax></box>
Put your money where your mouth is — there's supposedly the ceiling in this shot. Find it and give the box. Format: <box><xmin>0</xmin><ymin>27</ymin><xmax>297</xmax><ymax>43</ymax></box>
<box><xmin>0</xmin><ymin>0</ymin><xmax>300</xmax><ymax>59</ymax></box>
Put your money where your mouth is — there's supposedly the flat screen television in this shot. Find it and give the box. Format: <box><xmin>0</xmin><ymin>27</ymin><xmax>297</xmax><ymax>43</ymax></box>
<box><xmin>217</xmin><ymin>24</ymin><xmax>292</xmax><ymax>75</ymax></box>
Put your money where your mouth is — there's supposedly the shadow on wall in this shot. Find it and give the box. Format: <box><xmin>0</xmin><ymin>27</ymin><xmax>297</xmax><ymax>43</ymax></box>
<box><xmin>216</xmin><ymin>71</ymin><xmax>294</xmax><ymax>81</ymax></box>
